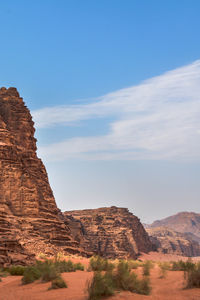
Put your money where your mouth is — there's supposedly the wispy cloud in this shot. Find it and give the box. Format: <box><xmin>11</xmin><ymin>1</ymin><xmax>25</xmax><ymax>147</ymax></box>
<box><xmin>33</xmin><ymin>60</ymin><xmax>200</xmax><ymax>162</ymax></box>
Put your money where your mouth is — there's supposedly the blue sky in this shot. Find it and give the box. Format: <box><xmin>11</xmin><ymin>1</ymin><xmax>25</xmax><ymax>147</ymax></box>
<box><xmin>1</xmin><ymin>0</ymin><xmax>200</xmax><ymax>222</ymax></box>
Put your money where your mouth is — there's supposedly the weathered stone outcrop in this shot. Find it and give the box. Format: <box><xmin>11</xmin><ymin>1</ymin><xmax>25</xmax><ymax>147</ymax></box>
<box><xmin>0</xmin><ymin>87</ymin><xmax>84</xmax><ymax>265</ymax></box>
<box><xmin>64</xmin><ymin>206</ymin><xmax>153</xmax><ymax>259</ymax></box>
<box><xmin>147</xmin><ymin>227</ymin><xmax>200</xmax><ymax>257</ymax></box>
<box><xmin>150</xmin><ymin>212</ymin><xmax>200</xmax><ymax>244</ymax></box>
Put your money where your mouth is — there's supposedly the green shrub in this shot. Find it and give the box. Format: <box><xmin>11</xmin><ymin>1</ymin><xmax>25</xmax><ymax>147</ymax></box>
<box><xmin>87</xmin><ymin>271</ymin><xmax>115</xmax><ymax>300</ymax></box>
<box><xmin>54</xmin><ymin>259</ymin><xmax>75</xmax><ymax>273</ymax></box>
<box><xmin>22</xmin><ymin>266</ymin><xmax>41</xmax><ymax>284</ymax></box>
<box><xmin>0</xmin><ymin>268</ymin><xmax>9</xmax><ymax>278</ymax></box>
<box><xmin>113</xmin><ymin>261</ymin><xmax>151</xmax><ymax>294</ymax></box>
<box><xmin>86</xmin><ymin>261</ymin><xmax>151</xmax><ymax>299</ymax></box>
<box><xmin>185</xmin><ymin>263</ymin><xmax>200</xmax><ymax>288</ymax></box>
<box><xmin>171</xmin><ymin>260</ymin><xmax>195</xmax><ymax>272</ymax></box>
<box><xmin>158</xmin><ymin>262</ymin><xmax>170</xmax><ymax>278</ymax></box>
<box><xmin>135</xmin><ymin>277</ymin><xmax>151</xmax><ymax>295</ymax></box>
<box><xmin>20</xmin><ymin>258</ymin><xmax>85</xmax><ymax>286</ymax></box>
<box><xmin>20</xmin><ymin>258</ymin><xmax>84</xmax><ymax>285</ymax></box>
<box><xmin>36</xmin><ymin>260</ymin><xmax>59</xmax><ymax>282</ymax></box>
<box><xmin>89</xmin><ymin>256</ymin><xmax>114</xmax><ymax>272</ymax></box>
<box><xmin>142</xmin><ymin>261</ymin><xmax>154</xmax><ymax>276</ymax></box>
<box><xmin>9</xmin><ymin>265</ymin><xmax>25</xmax><ymax>276</ymax></box>
<box><xmin>127</xmin><ymin>260</ymin><xmax>142</xmax><ymax>269</ymax></box>
<box><xmin>114</xmin><ymin>261</ymin><xmax>136</xmax><ymax>290</ymax></box>
<box><xmin>74</xmin><ymin>262</ymin><xmax>84</xmax><ymax>271</ymax></box>
<box><xmin>55</xmin><ymin>259</ymin><xmax>84</xmax><ymax>272</ymax></box>
<box><xmin>49</xmin><ymin>276</ymin><xmax>67</xmax><ymax>289</ymax></box>
<box><xmin>114</xmin><ymin>261</ymin><xmax>151</xmax><ymax>295</ymax></box>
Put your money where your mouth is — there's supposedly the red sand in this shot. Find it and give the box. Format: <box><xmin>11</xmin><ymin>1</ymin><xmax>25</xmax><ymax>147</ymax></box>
<box><xmin>1</xmin><ymin>255</ymin><xmax>200</xmax><ymax>300</ymax></box>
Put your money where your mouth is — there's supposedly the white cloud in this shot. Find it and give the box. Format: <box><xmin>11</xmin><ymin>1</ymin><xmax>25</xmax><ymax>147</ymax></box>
<box><xmin>33</xmin><ymin>60</ymin><xmax>200</xmax><ymax>162</ymax></box>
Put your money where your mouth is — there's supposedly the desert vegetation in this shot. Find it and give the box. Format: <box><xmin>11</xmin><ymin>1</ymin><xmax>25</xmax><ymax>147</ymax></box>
<box><xmin>88</xmin><ymin>255</ymin><xmax>115</xmax><ymax>272</ymax></box>
<box><xmin>1</xmin><ymin>255</ymin><xmax>200</xmax><ymax>299</ymax></box>
<box><xmin>87</xmin><ymin>258</ymin><xmax>151</xmax><ymax>299</ymax></box>
<box><xmin>171</xmin><ymin>259</ymin><xmax>195</xmax><ymax>271</ymax></box>
<box><xmin>142</xmin><ymin>260</ymin><xmax>154</xmax><ymax>276</ymax></box>
<box><xmin>158</xmin><ymin>262</ymin><xmax>171</xmax><ymax>278</ymax></box>
<box><xmin>185</xmin><ymin>263</ymin><xmax>200</xmax><ymax>288</ymax></box>
<box><xmin>0</xmin><ymin>256</ymin><xmax>84</xmax><ymax>291</ymax></box>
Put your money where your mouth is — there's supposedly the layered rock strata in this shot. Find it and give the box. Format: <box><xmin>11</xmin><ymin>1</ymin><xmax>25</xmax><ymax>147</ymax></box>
<box><xmin>0</xmin><ymin>87</ymin><xmax>83</xmax><ymax>265</ymax></box>
<box><xmin>147</xmin><ymin>227</ymin><xmax>200</xmax><ymax>257</ymax></box>
<box><xmin>64</xmin><ymin>206</ymin><xmax>153</xmax><ymax>259</ymax></box>
<box><xmin>151</xmin><ymin>212</ymin><xmax>200</xmax><ymax>243</ymax></box>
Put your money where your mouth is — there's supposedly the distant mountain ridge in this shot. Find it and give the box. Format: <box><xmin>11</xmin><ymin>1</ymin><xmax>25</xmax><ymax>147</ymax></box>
<box><xmin>146</xmin><ymin>227</ymin><xmax>200</xmax><ymax>257</ymax></box>
<box><xmin>145</xmin><ymin>212</ymin><xmax>200</xmax><ymax>256</ymax></box>
<box><xmin>150</xmin><ymin>212</ymin><xmax>200</xmax><ymax>242</ymax></box>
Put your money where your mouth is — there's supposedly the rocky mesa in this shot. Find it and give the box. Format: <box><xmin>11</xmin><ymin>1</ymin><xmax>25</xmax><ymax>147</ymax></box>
<box><xmin>64</xmin><ymin>206</ymin><xmax>153</xmax><ymax>259</ymax></box>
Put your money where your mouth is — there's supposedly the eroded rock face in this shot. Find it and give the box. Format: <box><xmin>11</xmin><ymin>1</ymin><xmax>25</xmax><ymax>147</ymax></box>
<box><xmin>147</xmin><ymin>227</ymin><xmax>200</xmax><ymax>257</ymax></box>
<box><xmin>150</xmin><ymin>212</ymin><xmax>200</xmax><ymax>244</ymax></box>
<box><xmin>64</xmin><ymin>206</ymin><xmax>153</xmax><ymax>259</ymax></box>
<box><xmin>0</xmin><ymin>87</ymin><xmax>83</xmax><ymax>265</ymax></box>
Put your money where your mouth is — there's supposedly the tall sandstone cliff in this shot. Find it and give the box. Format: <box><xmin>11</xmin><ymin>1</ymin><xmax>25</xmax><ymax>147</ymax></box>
<box><xmin>0</xmin><ymin>87</ymin><xmax>83</xmax><ymax>266</ymax></box>
<box><xmin>64</xmin><ymin>206</ymin><xmax>153</xmax><ymax>259</ymax></box>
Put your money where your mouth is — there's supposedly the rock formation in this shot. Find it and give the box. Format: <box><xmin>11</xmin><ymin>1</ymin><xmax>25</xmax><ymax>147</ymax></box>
<box><xmin>0</xmin><ymin>87</ymin><xmax>84</xmax><ymax>266</ymax></box>
<box><xmin>147</xmin><ymin>227</ymin><xmax>200</xmax><ymax>257</ymax></box>
<box><xmin>64</xmin><ymin>206</ymin><xmax>153</xmax><ymax>259</ymax></box>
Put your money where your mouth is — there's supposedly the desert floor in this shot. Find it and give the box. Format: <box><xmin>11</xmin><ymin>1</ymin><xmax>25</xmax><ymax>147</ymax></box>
<box><xmin>1</xmin><ymin>254</ymin><xmax>200</xmax><ymax>300</ymax></box>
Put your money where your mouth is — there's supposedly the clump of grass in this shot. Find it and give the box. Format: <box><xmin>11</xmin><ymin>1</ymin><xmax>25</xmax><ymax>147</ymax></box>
<box><xmin>36</xmin><ymin>260</ymin><xmax>59</xmax><ymax>282</ymax></box>
<box><xmin>22</xmin><ymin>266</ymin><xmax>41</xmax><ymax>284</ymax></box>
<box><xmin>142</xmin><ymin>261</ymin><xmax>154</xmax><ymax>276</ymax></box>
<box><xmin>0</xmin><ymin>268</ymin><xmax>9</xmax><ymax>278</ymax></box>
<box><xmin>171</xmin><ymin>259</ymin><xmax>195</xmax><ymax>272</ymax></box>
<box><xmin>185</xmin><ymin>263</ymin><xmax>200</xmax><ymax>288</ymax></box>
<box><xmin>87</xmin><ymin>271</ymin><xmax>115</xmax><ymax>300</ymax></box>
<box><xmin>87</xmin><ymin>260</ymin><xmax>151</xmax><ymax>299</ymax></box>
<box><xmin>74</xmin><ymin>262</ymin><xmax>84</xmax><ymax>271</ymax></box>
<box><xmin>54</xmin><ymin>259</ymin><xmax>84</xmax><ymax>272</ymax></box>
<box><xmin>55</xmin><ymin>259</ymin><xmax>75</xmax><ymax>273</ymax></box>
<box><xmin>127</xmin><ymin>260</ymin><xmax>142</xmax><ymax>269</ymax></box>
<box><xmin>158</xmin><ymin>262</ymin><xmax>170</xmax><ymax>279</ymax></box>
<box><xmin>89</xmin><ymin>256</ymin><xmax>115</xmax><ymax>272</ymax></box>
<box><xmin>114</xmin><ymin>261</ymin><xmax>151</xmax><ymax>295</ymax></box>
<box><xmin>114</xmin><ymin>261</ymin><xmax>138</xmax><ymax>291</ymax></box>
<box><xmin>136</xmin><ymin>277</ymin><xmax>151</xmax><ymax>295</ymax></box>
<box><xmin>9</xmin><ymin>265</ymin><xmax>25</xmax><ymax>276</ymax></box>
<box><xmin>21</xmin><ymin>258</ymin><xmax>84</xmax><ymax>285</ymax></box>
<box><xmin>49</xmin><ymin>276</ymin><xmax>67</xmax><ymax>289</ymax></box>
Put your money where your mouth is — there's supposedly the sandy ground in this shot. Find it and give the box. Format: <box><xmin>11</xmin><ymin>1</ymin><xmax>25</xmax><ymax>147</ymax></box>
<box><xmin>1</xmin><ymin>256</ymin><xmax>200</xmax><ymax>300</ymax></box>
